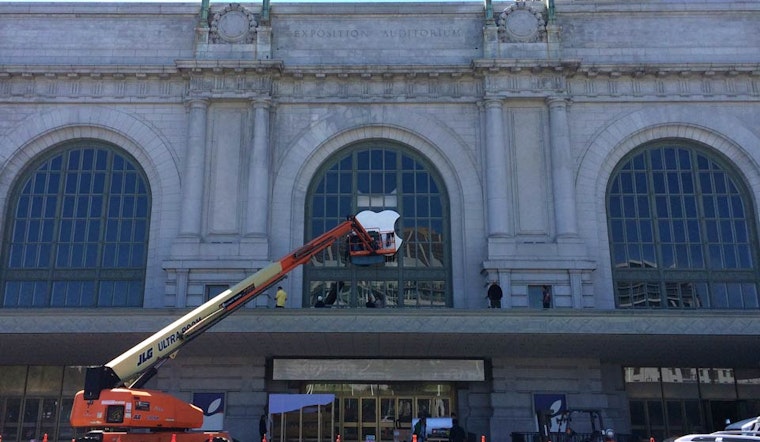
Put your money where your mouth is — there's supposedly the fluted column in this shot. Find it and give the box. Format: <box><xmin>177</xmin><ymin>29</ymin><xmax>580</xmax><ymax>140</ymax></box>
<box><xmin>484</xmin><ymin>98</ymin><xmax>512</xmax><ymax>237</ymax></box>
<box><xmin>179</xmin><ymin>98</ymin><xmax>209</xmax><ymax>237</ymax></box>
<box><xmin>547</xmin><ymin>96</ymin><xmax>578</xmax><ymax>238</ymax></box>
<box><xmin>245</xmin><ymin>98</ymin><xmax>271</xmax><ymax>236</ymax></box>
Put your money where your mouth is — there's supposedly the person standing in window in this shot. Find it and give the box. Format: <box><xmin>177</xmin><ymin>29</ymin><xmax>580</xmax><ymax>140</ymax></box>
<box><xmin>366</xmin><ymin>293</ymin><xmax>377</xmax><ymax>308</ymax></box>
<box><xmin>486</xmin><ymin>281</ymin><xmax>503</xmax><ymax>308</ymax></box>
<box><xmin>542</xmin><ymin>285</ymin><xmax>552</xmax><ymax>309</ymax></box>
<box><xmin>275</xmin><ymin>286</ymin><xmax>287</xmax><ymax>308</ymax></box>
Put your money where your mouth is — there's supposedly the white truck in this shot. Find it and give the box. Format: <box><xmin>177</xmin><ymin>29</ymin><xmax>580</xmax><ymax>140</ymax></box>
<box><xmin>674</xmin><ymin>417</ymin><xmax>760</xmax><ymax>442</ymax></box>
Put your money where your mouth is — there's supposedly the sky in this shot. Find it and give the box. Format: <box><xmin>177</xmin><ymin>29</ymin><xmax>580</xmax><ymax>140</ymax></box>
<box><xmin>5</xmin><ymin>0</ymin><xmax>482</xmax><ymax>2</ymax></box>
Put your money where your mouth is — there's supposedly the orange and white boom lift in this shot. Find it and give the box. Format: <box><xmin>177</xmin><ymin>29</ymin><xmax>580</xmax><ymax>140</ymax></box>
<box><xmin>70</xmin><ymin>210</ymin><xmax>402</xmax><ymax>442</ymax></box>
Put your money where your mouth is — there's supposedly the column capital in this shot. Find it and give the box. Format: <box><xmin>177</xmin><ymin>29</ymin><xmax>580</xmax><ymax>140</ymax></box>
<box><xmin>546</xmin><ymin>95</ymin><xmax>570</xmax><ymax>108</ymax></box>
<box><xmin>184</xmin><ymin>96</ymin><xmax>210</xmax><ymax>110</ymax></box>
<box><xmin>250</xmin><ymin>97</ymin><xmax>272</xmax><ymax>109</ymax></box>
<box><xmin>483</xmin><ymin>97</ymin><xmax>504</xmax><ymax>108</ymax></box>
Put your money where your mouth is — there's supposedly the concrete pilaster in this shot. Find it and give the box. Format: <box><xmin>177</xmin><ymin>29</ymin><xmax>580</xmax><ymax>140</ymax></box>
<box><xmin>175</xmin><ymin>268</ymin><xmax>189</xmax><ymax>308</ymax></box>
<box><xmin>179</xmin><ymin>98</ymin><xmax>209</xmax><ymax>238</ymax></box>
<box><xmin>484</xmin><ymin>98</ymin><xmax>512</xmax><ymax>237</ymax></box>
<box><xmin>546</xmin><ymin>97</ymin><xmax>578</xmax><ymax>239</ymax></box>
<box><xmin>570</xmin><ymin>270</ymin><xmax>583</xmax><ymax>308</ymax></box>
<box><xmin>245</xmin><ymin>98</ymin><xmax>271</xmax><ymax>239</ymax></box>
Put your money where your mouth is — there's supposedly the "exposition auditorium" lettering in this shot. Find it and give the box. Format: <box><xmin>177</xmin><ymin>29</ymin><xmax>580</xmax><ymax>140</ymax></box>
<box><xmin>289</xmin><ymin>28</ymin><xmax>462</xmax><ymax>39</ymax></box>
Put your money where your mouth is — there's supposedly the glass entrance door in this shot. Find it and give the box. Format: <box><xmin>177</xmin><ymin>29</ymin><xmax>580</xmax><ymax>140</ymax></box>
<box><xmin>339</xmin><ymin>397</ymin><xmax>380</xmax><ymax>442</ymax></box>
<box><xmin>342</xmin><ymin>398</ymin><xmax>359</xmax><ymax>442</ymax></box>
<box><xmin>360</xmin><ymin>398</ymin><xmax>377</xmax><ymax>442</ymax></box>
<box><xmin>332</xmin><ymin>391</ymin><xmax>452</xmax><ymax>442</ymax></box>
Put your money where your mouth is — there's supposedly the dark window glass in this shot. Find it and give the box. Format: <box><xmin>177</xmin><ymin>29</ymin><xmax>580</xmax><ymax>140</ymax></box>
<box><xmin>608</xmin><ymin>142</ymin><xmax>759</xmax><ymax>309</ymax></box>
<box><xmin>1</xmin><ymin>142</ymin><xmax>150</xmax><ymax>307</ymax></box>
<box><xmin>306</xmin><ymin>143</ymin><xmax>449</xmax><ymax>307</ymax></box>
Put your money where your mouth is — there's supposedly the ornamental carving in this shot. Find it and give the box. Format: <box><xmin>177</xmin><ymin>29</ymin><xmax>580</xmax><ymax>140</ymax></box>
<box><xmin>209</xmin><ymin>3</ymin><xmax>258</xmax><ymax>44</ymax></box>
<box><xmin>497</xmin><ymin>0</ymin><xmax>546</xmax><ymax>43</ymax></box>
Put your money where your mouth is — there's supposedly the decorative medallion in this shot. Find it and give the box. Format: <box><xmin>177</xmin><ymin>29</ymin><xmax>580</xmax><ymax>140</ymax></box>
<box><xmin>498</xmin><ymin>0</ymin><xmax>546</xmax><ymax>43</ymax></box>
<box><xmin>209</xmin><ymin>3</ymin><xmax>257</xmax><ymax>44</ymax></box>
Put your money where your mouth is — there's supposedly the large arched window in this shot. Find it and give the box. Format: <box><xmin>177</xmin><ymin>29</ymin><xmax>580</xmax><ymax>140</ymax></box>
<box><xmin>1</xmin><ymin>141</ymin><xmax>151</xmax><ymax>307</ymax></box>
<box><xmin>607</xmin><ymin>140</ymin><xmax>759</xmax><ymax>309</ymax></box>
<box><xmin>305</xmin><ymin>142</ymin><xmax>450</xmax><ymax>308</ymax></box>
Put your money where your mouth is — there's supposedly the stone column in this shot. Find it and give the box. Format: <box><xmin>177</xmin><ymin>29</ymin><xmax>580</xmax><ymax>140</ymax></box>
<box><xmin>245</xmin><ymin>98</ymin><xmax>271</xmax><ymax>237</ymax></box>
<box><xmin>484</xmin><ymin>98</ymin><xmax>512</xmax><ymax>237</ymax></box>
<box><xmin>547</xmin><ymin>96</ymin><xmax>578</xmax><ymax>238</ymax></box>
<box><xmin>179</xmin><ymin>98</ymin><xmax>209</xmax><ymax>237</ymax></box>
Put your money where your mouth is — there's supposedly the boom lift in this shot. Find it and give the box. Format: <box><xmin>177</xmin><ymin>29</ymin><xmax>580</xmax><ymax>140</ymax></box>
<box><xmin>70</xmin><ymin>210</ymin><xmax>402</xmax><ymax>442</ymax></box>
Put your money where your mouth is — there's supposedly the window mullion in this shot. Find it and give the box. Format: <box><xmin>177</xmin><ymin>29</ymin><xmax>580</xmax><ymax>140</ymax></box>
<box><xmin>646</xmin><ymin>150</ymin><xmax>666</xmax><ymax>306</ymax></box>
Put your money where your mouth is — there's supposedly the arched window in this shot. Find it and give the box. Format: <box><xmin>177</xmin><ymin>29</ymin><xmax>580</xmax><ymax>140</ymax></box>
<box><xmin>305</xmin><ymin>142</ymin><xmax>450</xmax><ymax>308</ymax></box>
<box><xmin>607</xmin><ymin>140</ymin><xmax>759</xmax><ymax>309</ymax></box>
<box><xmin>1</xmin><ymin>141</ymin><xmax>151</xmax><ymax>307</ymax></box>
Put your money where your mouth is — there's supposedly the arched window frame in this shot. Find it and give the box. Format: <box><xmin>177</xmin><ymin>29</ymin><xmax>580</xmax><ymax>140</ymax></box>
<box><xmin>304</xmin><ymin>141</ymin><xmax>451</xmax><ymax>308</ymax></box>
<box><xmin>607</xmin><ymin>139</ymin><xmax>760</xmax><ymax>309</ymax></box>
<box><xmin>0</xmin><ymin>140</ymin><xmax>151</xmax><ymax>308</ymax></box>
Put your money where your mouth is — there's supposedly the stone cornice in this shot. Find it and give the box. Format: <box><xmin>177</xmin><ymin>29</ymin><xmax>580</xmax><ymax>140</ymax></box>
<box><xmin>3</xmin><ymin>61</ymin><xmax>757</xmax><ymax>81</ymax></box>
<box><xmin>565</xmin><ymin>64</ymin><xmax>760</xmax><ymax>102</ymax></box>
<box><xmin>273</xmin><ymin>65</ymin><xmax>482</xmax><ymax>102</ymax></box>
<box><xmin>282</xmin><ymin>64</ymin><xmax>473</xmax><ymax>78</ymax></box>
<box><xmin>472</xmin><ymin>60</ymin><xmax>760</xmax><ymax>78</ymax></box>
<box><xmin>0</xmin><ymin>65</ymin><xmax>179</xmax><ymax>77</ymax></box>
<box><xmin>1</xmin><ymin>61</ymin><xmax>758</xmax><ymax>102</ymax></box>
<box><xmin>472</xmin><ymin>58</ymin><xmax>583</xmax><ymax>74</ymax></box>
<box><xmin>474</xmin><ymin>61</ymin><xmax>760</xmax><ymax>100</ymax></box>
<box><xmin>175</xmin><ymin>59</ymin><xmax>284</xmax><ymax>74</ymax></box>
<box><xmin>576</xmin><ymin>63</ymin><xmax>760</xmax><ymax>79</ymax></box>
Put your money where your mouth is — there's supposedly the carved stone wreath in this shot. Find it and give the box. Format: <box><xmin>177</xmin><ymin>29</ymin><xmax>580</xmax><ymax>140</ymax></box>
<box><xmin>209</xmin><ymin>3</ymin><xmax>258</xmax><ymax>44</ymax></box>
<box><xmin>497</xmin><ymin>0</ymin><xmax>546</xmax><ymax>43</ymax></box>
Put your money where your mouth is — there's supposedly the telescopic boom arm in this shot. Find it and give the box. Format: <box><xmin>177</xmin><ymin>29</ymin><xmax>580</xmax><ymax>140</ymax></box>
<box><xmin>83</xmin><ymin>211</ymin><xmax>401</xmax><ymax>400</ymax></box>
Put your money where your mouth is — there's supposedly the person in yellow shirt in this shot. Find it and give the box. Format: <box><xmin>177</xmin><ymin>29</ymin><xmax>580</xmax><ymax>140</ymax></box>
<box><xmin>275</xmin><ymin>286</ymin><xmax>287</xmax><ymax>308</ymax></box>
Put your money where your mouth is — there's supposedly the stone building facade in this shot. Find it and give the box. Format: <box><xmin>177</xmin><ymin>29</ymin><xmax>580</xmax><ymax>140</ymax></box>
<box><xmin>1</xmin><ymin>2</ymin><xmax>759</xmax><ymax>442</ymax></box>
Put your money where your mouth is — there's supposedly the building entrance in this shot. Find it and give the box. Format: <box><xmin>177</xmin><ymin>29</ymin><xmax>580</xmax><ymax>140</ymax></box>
<box><xmin>270</xmin><ymin>383</ymin><xmax>454</xmax><ymax>442</ymax></box>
